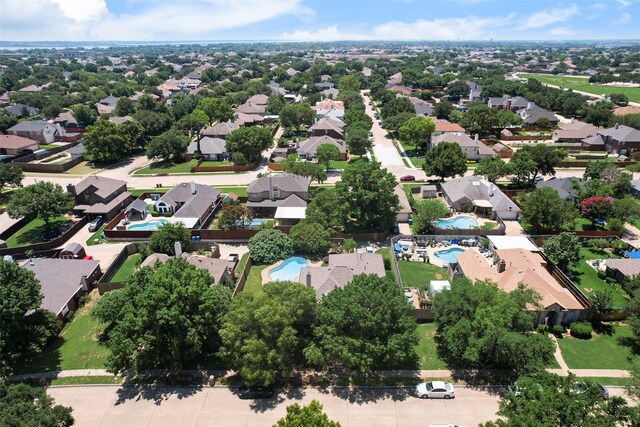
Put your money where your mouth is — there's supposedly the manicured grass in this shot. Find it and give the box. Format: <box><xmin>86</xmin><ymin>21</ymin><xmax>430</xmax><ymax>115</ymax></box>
<box><xmin>415</xmin><ymin>323</ymin><xmax>449</xmax><ymax>370</ymax></box>
<box><xmin>518</xmin><ymin>73</ymin><xmax>640</xmax><ymax>103</ymax></box>
<box><xmin>38</xmin><ymin>143</ymin><xmax>59</xmax><ymax>150</ymax></box>
<box><xmin>217</xmin><ymin>187</ymin><xmax>248</xmax><ymax>197</ymax></box>
<box><xmin>397</xmin><ymin>260</ymin><xmax>447</xmax><ymax>288</ymax></box>
<box><xmin>49</xmin><ymin>376</ymin><xmax>124</xmax><ymax>386</ymax></box>
<box><xmin>133</xmin><ymin>159</ymin><xmax>198</xmax><ymax>175</ymax></box>
<box><xmin>557</xmin><ymin>324</ymin><xmax>637</xmax><ymax>370</ymax></box>
<box><xmin>564</xmin><ymin>216</ymin><xmax>610</xmax><ymax>232</ymax></box>
<box><xmin>110</xmin><ymin>254</ymin><xmax>142</xmax><ymax>283</ymax></box>
<box><xmin>15</xmin><ymin>292</ymin><xmax>110</xmax><ymax>373</ymax></box>
<box><xmin>64</xmin><ymin>161</ymin><xmax>103</xmax><ymax>175</ymax></box>
<box><xmin>242</xmin><ymin>264</ymin><xmax>269</xmax><ymax>295</ymax></box>
<box><xmin>569</xmin><ymin>248</ymin><xmax>627</xmax><ymax>309</ymax></box>
<box><xmin>129</xmin><ymin>188</ymin><xmax>169</xmax><ymax>197</ymax></box>
<box><xmin>5</xmin><ymin>216</ymin><xmax>70</xmax><ymax>248</ymax></box>
<box><xmin>85</xmin><ymin>224</ymin><xmax>105</xmax><ymax>246</ymax></box>
<box><xmin>409</xmin><ymin>157</ymin><xmax>425</xmax><ymax>169</ymax></box>
<box><xmin>480</xmin><ymin>221</ymin><xmax>498</xmax><ymax>230</ymax></box>
<box><xmin>236</xmin><ymin>252</ymin><xmax>250</xmax><ymax>276</ymax></box>
<box><xmin>199</xmin><ymin>160</ymin><xmax>233</xmax><ymax>167</ymax></box>
<box><xmin>376</xmin><ymin>248</ymin><xmax>396</xmax><ymax>282</ymax></box>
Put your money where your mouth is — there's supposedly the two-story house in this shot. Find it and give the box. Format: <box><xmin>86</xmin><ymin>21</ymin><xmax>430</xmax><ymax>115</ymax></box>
<box><xmin>68</xmin><ymin>176</ymin><xmax>132</xmax><ymax>221</ymax></box>
<box><xmin>582</xmin><ymin>123</ymin><xmax>640</xmax><ymax>156</ymax></box>
<box><xmin>7</xmin><ymin>120</ymin><xmax>61</xmax><ymax>143</ymax></box>
<box><xmin>308</xmin><ymin>117</ymin><xmax>345</xmax><ymax>139</ymax></box>
<box><xmin>246</xmin><ymin>173</ymin><xmax>310</xmax><ymax>217</ymax></box>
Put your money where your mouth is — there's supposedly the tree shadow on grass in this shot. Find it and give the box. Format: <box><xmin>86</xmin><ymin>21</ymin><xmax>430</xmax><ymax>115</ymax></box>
<box><xmin>13</xmin><ymin>336</ymin><xmax>64</xmax><ymax>375</ymax></box>
<box><xmin>13</xmin><ymin>220</ymin><xmax>69</xmax><ymax>246</ymax></box>
<box><xmin>617</xmin><ymin>336</ymin><xmax>640</xmax><ymax>357</ymax></box>
<box><xmin>592</xmin><ymin>322</ymin><xmax>614</xmax><ymax>336</ymax></box>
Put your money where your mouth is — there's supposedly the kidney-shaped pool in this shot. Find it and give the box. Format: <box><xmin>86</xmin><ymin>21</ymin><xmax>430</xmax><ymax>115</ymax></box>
<box><xmin>269</xmin><ymin>257</ymin><xmax>308</xmax><ymax>282</ymax></box>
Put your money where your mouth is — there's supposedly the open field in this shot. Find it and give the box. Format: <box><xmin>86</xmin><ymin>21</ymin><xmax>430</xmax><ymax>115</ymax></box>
<box><xmin>518</xmin><ymin>73</ymin><xmax>640</xmax><ymax>103</ymax></box>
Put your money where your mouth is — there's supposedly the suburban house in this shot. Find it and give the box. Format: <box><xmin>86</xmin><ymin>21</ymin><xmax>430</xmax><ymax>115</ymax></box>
<box><xmin>308</xmin><ymin>117</ymin><xmax>345</xmax><ymax>139</ymax></box>
<box><xmin>297</xmin><ymin>135</ymin><xmax>347</xmax><ymax>160</ymax></box>
<box><xmin>388</xmin><ymin>72</ymin><xmax>403</xmax><ymax>85</ymax></box>
<box><xmin>440</xmin><ymin>176</ymin><xmax>520</xmax><ymax>220</ymax></box>
<box><xmin>466</xmin><ymin>81</ymin><xmax>483</xmax><ymax>102</ymax></box>
<box><xmin>53</xmin><ymin>111</ymin><xmax>80</xmax><ymax>129</ymax></box>
<box><xmin>535</xmin><ymin>177</ymin><xmax>583</xmax><ymax>202</ymax></box>
<box><xmin>185</xmin><ymin>137</ymin><xmax>229</xmax><ymax>161</ymax></box>
<box><xmin>154</xmin><ymin>182</ymin><xmax>222</xmax><ymax>228</ymax></box>
<box><xmin>431</xmin><ymin>119</ymin><xmax>466</xmax><ymax>137</ymax></box>
<box><xmin>201</xmin><ymin>121</ymin><xmax>238</xmax><ymax>139</ymax></box>
<box><xmin>298</xmin><ymin>253</ymin><xmax>386</xmax><ymax>299</ymax></box>
<box><xmin>552</xmin><ymin>120</ymin><xmax>598</xmax><ymax>143</ymax></box>
<box><xmin>0</xmin><ymin>134</ymin><xmax>39</xmax><ymax>155</ymax></box>
<box><xmin>516</xmin><ymin>102</ymin><xmax>559</xmax><ymax>126</ymax></box>
<box><xmin>20</xmin><ymin>258</ymin><xmax>101</xmax><ymax>319</ymax></box>
<box><xmin>236</xmin><ymin>99</ymin><xmax>267</xmax><ymax>117</ymax></box>
<box><xmin>431</xmin><ymin>133</ymin><xmax>494</xmax><ymax>160</ymax></box>
<box><xmin>68</xmin><ymin>176</ymin><xmax>132</xmax><ymax>221</ymax></box>
<box><xmin>487</xmin><ymin>96</ymin><xmax>530</xmax><ymax>111</ymax></box>
<box><xmin>394</xmin><ymin>185</ymin><xmax>414</xmax><ymax>223</ymax></box>
<box><xmin>246</xmin><ymin>173</ymin><xmax>310</xmax><ymax>217</ymax></box>
<box><xmin>6</xmin><ymin>120</ymin><xmax>60</xmax><ymax>143</ymax></box>
<box><xmin>450</xmin><ymin>244</ymin><xmax>586</xmax><ymax>325</ymax></box>
<box><xmin>604</xmin><ymin>258</ymin><xmax>640</xmax><ymax>284</ymax></box>
<box><xmin>405</xmin><ymin>96</ymin><xmax>433</xmax><ymax>116</ymax></box>
<box><xmin>140</xmin><ymin>252</ymin><xmax>231</xmax><ymax>285</ymax></box>
<box><xmin>4</xmin><ymin>103</ymin><xmax>38</xmax><ymax>118</ymax></box>
<box><xmin>246</xmin><ymin>94</ymin><xmax>269</xmax><ymax>106</ymax></box>
<box><xmin>234</xmin><ymin>111</ymin><xmax>264</xmax><ymax>126</ymax></box>
<box><xmin>313</xmin><ymin>99</ymin><xmax>344</xmax><ymax>116</ymax></box>
<box><xmin>95</xmin><ymin>95</ymin><xmax>118</xmax><ymax>115</ymax></box>
<box><xmin>488</xmin><ymin>96</ymin><xmax>510</xmax><ymax>110</ymax></box>
<box><xmin>108</xmin><ymin>116</ymin><xmax>134</xmax><ymax>125</ymax></box>
<box><xmin>581</xmin><ymin>124</ymin><xmax>640</xmax><ymax>156</ymax></box>
<box><xmin>386</xmin><ymin>84</ymin><xmax>412</xmax><ymax>96</ymax></box>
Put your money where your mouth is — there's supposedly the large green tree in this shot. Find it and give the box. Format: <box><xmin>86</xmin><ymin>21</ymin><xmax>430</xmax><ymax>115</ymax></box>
<box><xmin>335</xmin><ymin>161</ymin><xmax>399</xmax><ymax>232</ymax></box>
<box><xmin>0</xmin><ymin>164</ymin><xmax>23</xmax><ymax>191</ymax></box>
<box><xmin>305</xmin><ymin>188</ymin><xmax>350</xmax><ymax>233</ymax></box>
<box><xmin>344</xmin><ymin>125</ymin><xmax>371</xmax><ymax>155</ymax></box>
<box><xmin>423</xmin><ymin>141</ymin><xmax>467</xmax><ymax>181</ymax></box>
<box><xmin>6</xmin><ymin>181</ymin><xmax>73</xmax><ymax>226</ymax></box>
<box><xmin>289</xmin><ymin>220</ymin><xmax>331</xmax><ymax>256</ymax></box>
<box><xmin>413</xmin><ymin>199</ymin><xmax>450</xmax><ymax>234</ymax></box>
<box><xmin>219</xmin><ymin>281</ymin><xmax>317</xmax><ymax>386</ymax></box>
<box><xmin>198</xmin><ymin>98</ymin><xmax>233</xmax><ymax>125</ymax></box>
<box><xmin>145</xmin><ymin>129</ymin><xmax>190</xmax><ymax>164</ymax></box>
<box><xmin>520</xmin><ymin>187</ymin><xmax>576</xmax><ymax>232</ymax></box>
<box><xmin>305</xmin><ymin>274</ymin><xmax>417</xmax><ymax>372</ymax></box>
<box><xmin>483</xmin><ymin>373</ymin><xmax>639</xmax><ymax>427</ymax></box>
<box><xmin>433</xmin><ymin>278</ymin><xmax>555</xmax><ymax>372</ymax></box>
<box><xmin>0</xmin><ymin>261</ymin><xmax>61</xmax><ymax>375</ymax></box>
<box><xmin>458</xmin><ymin>103</ymin><xmax>499</xmax><ymax>137</ymax></box>
<box><xmin>226</xmin><ymin>126</ymin><xmax>274</xmax><ymax>164</ymax></box>
<box><xmin>398</xmin><ymin>116</ymin><xmax>435</xmax><ymax>149</ymax></box>
<box><xmin>280</xmin><ymin>103</ymin><xmax>315</xmax><ymax>131</ymax></box>
<box><xmin>474</xmin><ymin>156</ymin><xmax>510</xmax><ymax>183</ymax></box>
<box><xmin>514</xmin><ymin>145</ymin><xmax>566</xmax><ymax>186</ymax></box>
<box><xmin>0</xmin><ymin>382</ymin><xmax>74</xmax><ymax>427</ymax></box>
<box><xmin>274</xmin><ymin>400</ymin><xmax>340</xmax><ymax>427</ymax></box>
<box><xmin>542</xmin><ymin>233</ymin><xmax>581</xmax><ymax>273</ymax></box>
<box><xmin>380</xmin><ymin>97</ymin><xmax>415</xmax><ymax>119</ymax></box>
<box><xmin>93</xmin><ymin>258</ymin><xmax>231</xmax><ymax>373</ymax></box>
<box><xmin>83</xmin><ymin>119</ymin><xmax>130</xmax><ymax>162</ymax></box>
<box><xmin>148</xmin><ymin>222</ymin><xmax>191</xmax><ymax>255</ymax></box>
<box><xmin>248</xmin><ymin>228</ymin><xmax>294</xmax><ymax>264</ymax></box>
<box><xmin>315</xmin><ymin>144</ymin><xmax>341</xmax><ymax>172</ymax></box>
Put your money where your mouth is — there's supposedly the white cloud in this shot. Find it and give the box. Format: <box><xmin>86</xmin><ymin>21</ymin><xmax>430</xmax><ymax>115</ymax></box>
<box><xmin>617</xmin><ymin>0</ymin><xmax>631</xmax><ymax>8</ymax></box>
<box><xmin>520</xmin><ymin>5</ymin><xmax>580</xmax><ymax>29</ymax></box>
<box><xmin>548</xmin><ymin>27</ymin><xmax>577</xmax><ymax>37</ymax></box>
<box><xmin>591</xmin><ymin>2</ymin><xmax>606</xmax><ymax>10</ymax></box>
<box><xmin>282</xmin><ymin>14</ymin><xmax>515</xmax><ymax>41</ymax></box>
<box><xmin>614</xmin><ymin>12</ymin><xmax>632</xmax><ymax>24</ymax></box>
<box><xmin>0</xmin><ymin>0</ymin><xmax>311</xmax><ymax>40</ymax></box>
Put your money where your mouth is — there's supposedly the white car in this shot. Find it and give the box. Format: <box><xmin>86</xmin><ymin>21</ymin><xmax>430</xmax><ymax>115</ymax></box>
<box><xmin>416</xmin><ymin>381</ymin><xmax>455</xmax><ymax>399</ymax></box>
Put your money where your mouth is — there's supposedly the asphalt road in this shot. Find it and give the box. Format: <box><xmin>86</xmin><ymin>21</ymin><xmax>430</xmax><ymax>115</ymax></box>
<box><xmin>48</xmin><ymin>384</ymin><xmax>502</xmax><ymax>426</ymax></box>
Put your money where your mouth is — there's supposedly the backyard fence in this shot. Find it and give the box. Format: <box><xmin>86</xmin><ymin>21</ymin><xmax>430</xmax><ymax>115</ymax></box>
<box><xmin>232</xmin><ymin>256</ymin><xmax>253</xmax><ymax>298</ymax></box>
<box><xmin>0</xmin><ymin>217</ymin><xmax>87</xmax><ymax>257</ymax></box>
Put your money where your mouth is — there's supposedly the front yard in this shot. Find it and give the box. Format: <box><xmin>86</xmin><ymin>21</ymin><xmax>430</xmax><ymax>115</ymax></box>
<box><xmin>415</xmin><ymin>323</ymin><xmax>448</xmax><ymax>370</ymax></box>
<box><xmin>397</xmin><ymin>259</ymin><xmax>448</xmax><ymax>288</ymax></box>
<box><xmin>15</xmin><ymin>290</ymin><xmax>110</xmax><ymax>374</ymax></box>
<box><xmin>133</xmin><ymin>159</ymin><xmax>198</xmax><ymax>175</ymax></box>
<box><xmin>557</xmin><ymin>324</ymin><xmax>637</xmax><ymax>370</ymax></box>
<box><xmin>569</xmin><ymin>248</ymin><xmax>627</xmax><ymax>309</ymax></box>
<box><xmin>5</xmin><ymin>215</ymin><xmax>71</xmax><ymax>247</ymax></box>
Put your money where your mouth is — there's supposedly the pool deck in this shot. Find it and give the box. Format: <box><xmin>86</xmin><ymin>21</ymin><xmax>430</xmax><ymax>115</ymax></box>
<box><xmin>436</xmin><ymin>213</ymin><xmax>494</xmax><ymax>229</ymax></box>
<box><xmin>403</xmin><ymin>244</ymin><xmax>481</xmax><ymax>267</ymax></box>
<box><xmin>261</xmin><ymin>258</ymin><xmax>322</xmax><ymax>285</ymax></box>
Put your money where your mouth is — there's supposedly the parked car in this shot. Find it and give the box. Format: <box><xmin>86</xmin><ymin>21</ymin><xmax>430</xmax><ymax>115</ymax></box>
<box><xmin>368</xmin><ymin>131</ymin><xmax>374</xmax><ymax>137</ymax></box>
<box><xmin>416</xmin><ymin>381</ymin><xmax>455</xmax><ymax>399</ymax></box>
<box><xmin>88</xmin><ymin>216</ymin><xmax>103</xmax><ymax>232</ymax></box>
<box><xmin>392</xmin><ymin>223</ymin><xmax>400</xmax><ymax>234</ymax></box>
<box><xmin>236</xmin><ymin>385</ymin><xmax>274</xmax><ymax>399</ymax></box>
<box><xmin>572</xmin><ymin>382</ymin><xmax>609</xmax><ymax>399</ymax></box>
<box><xmin>506</xmin><ymin>380</ymin><xmax>542</xmax><ymax>397</ymax></box>
<box><xmin>400</xmin><ymin>175</ymin><xmax>416</xmax><ymax>182</ymax></box>
<box><xmin>227</xmin><ymin>253</ymin><xmax>239</xmax><ymax>263</ymax></box>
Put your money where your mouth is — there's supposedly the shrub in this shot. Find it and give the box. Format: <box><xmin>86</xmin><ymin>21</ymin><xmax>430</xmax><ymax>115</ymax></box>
<box><xmin>597</xmin><ymin>270</ymin><xmax>607</xmax><ymax>280</ymax></box>
<box><xmin>247</xmin><ymin>228</ymin><xmax>293</xmax><ymax>264</ymax></box>
<box><xmin>536</xmin><ymin>324</ymin><xmax>548</xmax><ymax>334</ymax></box>
<box><xmin>570</xmin><ymin>321</ymin><xmax>593</xmax><ymax>338</ymax></box>
<box><xmin>607</xmin><ymin>218</ymin><xmax>624</xmax><ymax>232</ymax></box>
<box><xmin>587</xmin><ymin>239</ymin><xmax>609</xmax><ymax>251</ymax></box>
<box><xmin>552</xmin><ymin>324</ymin><xmax>566</xmax><ymax>335</ymax></box>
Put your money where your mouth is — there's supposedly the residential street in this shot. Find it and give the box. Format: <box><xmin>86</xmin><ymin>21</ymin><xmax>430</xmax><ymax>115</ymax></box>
<box><xmin>48</xmin><ymin>385</ymin><xmax>502</xmax><ymax>427</ymax></box>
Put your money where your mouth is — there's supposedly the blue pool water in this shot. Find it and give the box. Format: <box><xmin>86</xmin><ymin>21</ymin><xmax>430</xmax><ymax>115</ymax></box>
<box><xmin>127</xmin><ymin>219</ymin><xmax>168</xmax><ymax>231</ymax></box>
<box><xmin>236</xmin><ymin>218</ymin><xmax>267</xmax><ymax>228</ymax></box>
<box><xmin>435</xmin><ymin>216</ymin><xmax>478</xmax><ymax>229</ymax></box>
<box><xmin>269</xmin><ymin>257</ymin><xmax>308</xmax><ymax>282</ymax></box>
<box><xmin>434</xmin><ymin>248</ymin><xmax>466</xmax><ymax>265</ymax></box>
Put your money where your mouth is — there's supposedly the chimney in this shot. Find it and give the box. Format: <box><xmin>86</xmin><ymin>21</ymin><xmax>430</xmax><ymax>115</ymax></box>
<box><xmin>497</xmin><ymin>258</ymin><xmax>506</xmax><ymax>273</ymax></box>
<box><xmin>506</xmin><ymin>99</ymin><xmax>511</xmax><ymax>110</ymax></box>
<box><xmin>174</xmin><ymin>241</ymin><xmax>183</xmax><ymax>257</ymax></box>
<box><xmin>66</xmin><ymin>183</ymin><xmax>76</xmax><ymax>197</ymax></box>
<box><xmin>269</xmin><ymin>175</ymin><xmax>274</xmax><ymax>200</ymax></box>
<box><xmin>527</xmin><ymin>102</ymin><xmax>532</xmax><ymax>109</ymax></box>
<box><xmin>474</xmin><ymin>134</ymin><xmax>479</xmax><ymax>142</ymax></box>
<box><xmin>306</xmin><ymin>271</ymin><xmax>312</xmax><ymax>287</ymax></box>
<box><xmin>615</xmin><ymin>123</ymin><xmax>620</xmax><ymax>129</ymax></box>
<box><xmin>191</xmin><ymin>181</ymin><xmax>196</xmax><ymax>195</ymax></box>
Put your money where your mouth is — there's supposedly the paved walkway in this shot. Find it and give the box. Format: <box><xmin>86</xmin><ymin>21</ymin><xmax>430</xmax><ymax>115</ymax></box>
<box><xmin>550</xmin><ymin>334</ymin><xmax>570</xmax><ymax>373</ymax></box>
<box><xmin>0</xmin><ymin>211</ymin><xmax>20</xmax><ymax>235</ymax></box>
<box><xmin>395</xmin><ymin>140</ymin><xmax>417</xmax><ymax>169</ymax></box>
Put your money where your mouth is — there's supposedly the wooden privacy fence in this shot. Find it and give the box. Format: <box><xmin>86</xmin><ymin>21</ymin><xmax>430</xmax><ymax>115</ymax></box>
<box><xmin>0</xmin><ymin>217</ymin><xmax>87</xmax><ymax>257</ymax></box>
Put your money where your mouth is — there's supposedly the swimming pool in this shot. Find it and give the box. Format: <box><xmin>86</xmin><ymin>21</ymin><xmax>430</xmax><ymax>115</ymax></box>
<box><xmin>434</xmin><ymin>248</ymin><xmax>465</xmax><ymax>265</ymax></box>
<box><xmin>236</xmin><ymin>218</ymin><xmax>267</xmax><ymax>228</ymax></box>
<box><xmin>435</xmin><ymin>216</ymin><xmax>478</xmax><ymax>229</ymax></box>
<box><xmin>127</xmin><ymin>219</ymin><xmax>169</xmax><ymax>231</ymax></box>
<box><xmin>269</xmin><ymin>257</ymin><xmax>308</xmax><ymax>282</ymax></box>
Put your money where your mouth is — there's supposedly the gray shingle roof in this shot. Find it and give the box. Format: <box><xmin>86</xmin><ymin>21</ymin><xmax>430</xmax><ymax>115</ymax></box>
<box><xmin>247</xmin><ymin>173</ymin><xmax>310</xmax><ymax>194</ymax></box>
<box><xmin>73</xmin><ymin>176</ymin><xmax>127</xmax><ymax>200</ymax></box>
<box><xmin>536</xmin><ymin>177</ymin><xmax>583</xmax><ymax>200</ymax></box>
<box><xmin>159</xmin><ymin>182</ymin><xmax>220</xmax><ymax>220</ymax></box>
<box><xmin>186</xmin><ymin>137</ymin><xmax>227</xmax><ymax>155</ymax></box>
<box><xmin>7</xmin><ymin>120</ymin><xmax>54</xmax><ymax>133</ymax></box>
<box><xmin>441</xmin><ymin>176</ymin><xmax>519</xmax><ymax>216</ymax></box>
<box><xmin>599</xmin><ymin>124</ymin><xmax>640</xmax><ymax>143</ymax></box>
<box><xmin>298</xmin><ymin>135</ymin><xmax>346</xmax><ymax>155</ymax></box>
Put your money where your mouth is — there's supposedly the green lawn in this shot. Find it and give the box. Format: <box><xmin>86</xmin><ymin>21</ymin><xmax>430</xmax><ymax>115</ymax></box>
<box><xmin>328</xmin><ymin>157</ymin><xmax>369</xmax><ymax>170</ymax></box>
<box><xmin>5</xmin><ymin>216</ymin><xmax>70</xmax><ymax>248</ymax></box>
<box><xmin>518</xmin><ymin>73</ymin><xmax>640</xmax><ymax>103</ymax></box>
<box><xmin>217</xmin><ymin>186</ymin><xmax>248</xmax><ymax>197</ymax></box>
<box><xmin>409</xmin><ymin>157</ymin><xmax>425</xmax><ymax>169</ymax></box>
<box><xmin>49</xmin><ymin>376</ymin><xmax>124</xmax><ymax>386</ymax></box>
<box><xmin>569</xmin><ymin>248</ymin><xmax>627</xmax><ymax>309</ymax></box>
<box><xmin>15</xmin><ymin>293</ymin><xmax>110</xmax><ymax>373</ymax></box>
<box><xmin>415</xmin><ymin>323</ymin><xmax>449</xmax><ymax>370</ymax></box>
<box><xmin>558</xmin><ymin>324</ymin><xmax>637</xmax><ymax>370</ymax></box>
<box><xmin>376</xmin><ymin>248</ymin><xmax>396</xmax><ymax>282</ymax></box>
<box><xmin>133</xmin><ymin>159</ymin><xmax>198</xmax><ymax>175</ymax></box>
<box><xmin>236</xmin><ymin>252</ymin><xmax>250</xmax><ymax>276</ymax></box>
<box><xmin>38</xmin><ymin>143</ymin><xmax>59</xmax><ymax>150</ymax></box>
<box><xmin>64</xmin><ymin>161</ymin><xmax>103</xmax><ymax>175</ymax></box>
<box><xmin>242</xmin><ymin>264</ymin><xmax>268</xmax><ymax>295</ymax></box>
<box><xmin>397</xmin><ymin>260</ymin><xmax>448</xmax><ymax>288</ymax></box>
<box><xmin>199</xmin><ymin>160</ymin><xmax>233</xmax><ymax>167</ymax></box>
<box><xmin>110</xmin><ymin>254</ymin><xmax>142</xmax><ymax>283</ymax></box>
<box><xmin>86</xmin><ymin>225</ymin><xmax>105</xmax><ymax>246</ymax></box>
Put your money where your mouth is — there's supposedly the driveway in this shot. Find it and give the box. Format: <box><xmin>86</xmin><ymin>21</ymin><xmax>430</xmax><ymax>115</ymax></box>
<box><xmin>48</xmin><ymin>385</ymin><xmax>501</xmax><ymax>427</ymax></box>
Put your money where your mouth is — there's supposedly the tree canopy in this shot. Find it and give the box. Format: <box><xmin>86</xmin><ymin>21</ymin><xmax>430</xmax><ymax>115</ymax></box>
<box><xmin>148</xmin><ymin>222</ymin><xmax>191</xmax><ymax>255</ymax></box>
<box><xmin>542</xmin><ymin>233</ymin><xmax>581</xmax><ymax>273</ymax></box>
<box><xmin>6</xmin><ymin>181</ymin><xmax>74</xmax><ymax>225</ymax></box>
<box><xmin>433</xmin><ymin>278</ymin><xmax>554</xmax><ymax>372</ymax></box>
<box><xmin>305</xmin><ymin>274</ymin><xmax>418</xmax><ymax>372</ymax></box>
<box><xmin>93</xmin><ymin>258</ymin><xmax>232</xmax><ymax>373</ymax></box>
<box><xmin>398</xmin><ymin>116</ymin><xmax>435</xmax><ymax>149</ymax></box>
<box><xmin>0</xmin><ymin>382</ymin><xmax>74</xmax><ymax>427</ymax></box>
<box><xmin>0</xmin><ymin>164</ymin><xmax>24</xmax><ymax>191</ymax></box>
<box><xmin>280</xmin><ymin>103</ymin><xmax>315</xmax><ymax>131</ymax></box>
<box><xmin>274</xmin><ymin>400</ymin><xmax>340</xmax><ymax>427</ymax></box>
<box><xmin>423</xmin><ymin>141</ymin><xmax>467</xmax><ymax>180</ymax></box>
<box><xmin>412</xmin><ymin>199</ymin><xmax>450</xmax><ymax>234</ymax></box>
<box><xmin>289</xmin><ymin>220</ymin><xmax>332</xmax><ymax>256</ymax></box>
<box><xmin>474</xmin><ymin>156</ymin><xmax>510</xmax><ymax>183</ymax></box>
<box><xmin>146</xmin><ymin>129</ymin><xmax>190</xmax><ymax>164</ymax></box>
<box><xmin>226</xmin><ymin>126</ymin><xmax>274</xmax><ymax>164</ymax></box>
<box><xmin>520</xmin><ymin>187</ymin><xmax>576</xmax><ymax>232</ymax></box>
<box><xmin>219</xmin><ymin>281</ymin><xmax>317</xmax><ymax>386</ymax></box>
<box><xmin>248</xmin><ymin>228</ymin><xmax>294</xmax><ymax>264</ymax></box>
<box><xmin>315</xmin><ymin>144</ymin><xmax>341</xmax><ymax>172</ymax></box>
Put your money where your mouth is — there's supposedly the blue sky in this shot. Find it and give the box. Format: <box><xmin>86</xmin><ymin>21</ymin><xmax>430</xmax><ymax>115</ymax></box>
<box><xmin>0</xmin><ymin>0</ymin><xmax>638</xmax><ymax>41</ymax></box>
